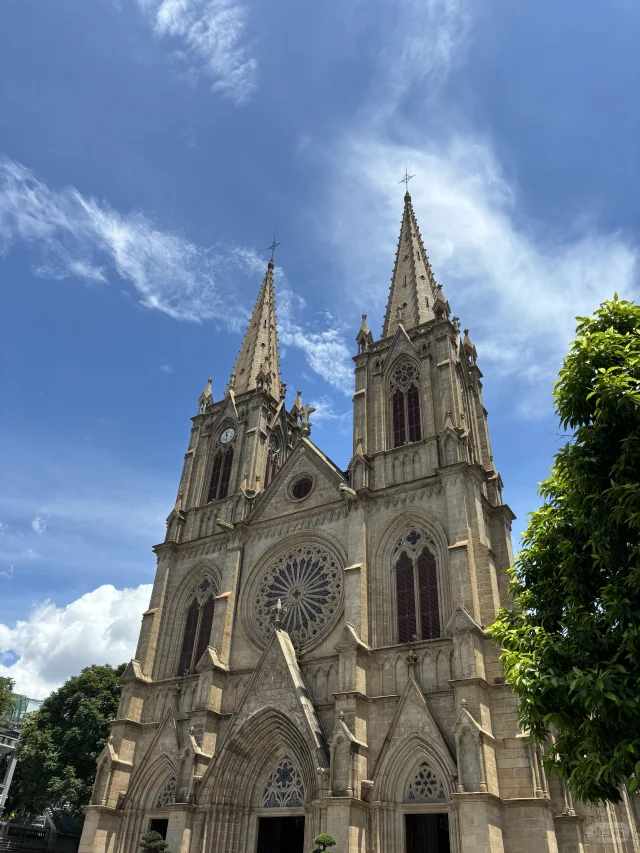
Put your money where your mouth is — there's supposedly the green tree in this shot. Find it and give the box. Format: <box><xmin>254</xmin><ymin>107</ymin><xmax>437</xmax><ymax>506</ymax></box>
<box><xmin>6</xmin><ymin>663</ymin><xmax>125</xmax><ymax>822</ymax></box>
<box><xmin>489</xmin><ymin>296</ymin><xmax>640</xmax><ymax>804</ymax></box>
<box><xmin>139</xmin><ymin>831</ymin><xmax>169</xmax><ymax>853</ymax></box>
<box><xmin>0</xmin><ymin>676</ymin><xmax>15</xmax><ymax>725</ymax></box>
<box><xmin>311</xmin><ymin>834</ymin><xmax>337</xmax><ymax>852</ymax></box>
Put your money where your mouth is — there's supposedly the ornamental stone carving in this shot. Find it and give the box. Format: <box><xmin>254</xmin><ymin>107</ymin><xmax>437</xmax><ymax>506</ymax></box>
<box><xmin>262</xmin><ymin>757</ymin><xmax>304</xmax><ymax>807</ymax></box>
<box><xmin>249</xmin><ymin>542</ymin><xmax>344</xmax><ymax>650</ymax></box>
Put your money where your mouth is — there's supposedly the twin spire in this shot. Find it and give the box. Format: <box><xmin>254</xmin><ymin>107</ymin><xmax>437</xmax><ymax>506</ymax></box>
<box><xmin>229</xmin><ymin>258</ymin><xmax>281</xmax><ymax>400</ymax></box>
<box><xmin>382</xmin><ymin>190</ymin><xmax>440</xmax><ymax>338</ymax></box>
<box><xmin>225</xmin><ymin>186</ymin><xmax>449</xmax><ymax>401</ymax></box>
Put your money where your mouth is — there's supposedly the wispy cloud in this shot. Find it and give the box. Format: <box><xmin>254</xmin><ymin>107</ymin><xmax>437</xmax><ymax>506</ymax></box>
<box><xmin>0</xmin><ymin>583</ymin><xmax>152</xmax><ymax>697</ymax></box>
<box><xmin>31</xmin><ymin>517</ymin><xmax>47</xmax><ymax>536</ymax></box>
<box><xmin>0</xmin><ymin>156</ymin><xmax>353</xmax><ymax>393</ymax></box>
<box><xmin>308</xmin><ymin>396</ymin><xmax>351</xmax><ymax>433</ymax></box>
<box><xmin>321</xmin><ymin>133</ymin><xmax>638</xmax><ymax>413</ymax></box>
<box><xmin>0</xmin><ymin>157</ymin><xmax>250</xmax><ymax>329</ymax></box>
<box><xmin>158</xmin><ymin>363</ymin><xmax>174</xmax><ymax>374</ymax></box>
<box><xmin>135</xmin><ymin>0</ymin><xmax>257</xmax><ymax>104</ymax></box>
<box><xmin>381</xmin><ymin>0</ymin><xmax>471</xmax><ymax>107</ymax></box>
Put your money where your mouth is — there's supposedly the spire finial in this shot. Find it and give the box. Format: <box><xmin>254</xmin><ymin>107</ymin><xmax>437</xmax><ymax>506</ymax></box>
<box><xmin>382</xmin><ymin>181</ymin><xmax>439</xmax><ymax>338</ymax></box>
<box><xmin>267</xmin><ymin>233</ymin><xmax>281</xmax><ymax>264</ymax></box>
<box><xmin>399</xmin><ymin>166</ymin><xmax>415</xmax><ymax>195</ymax></box>
<box><xmin>230</xmin><ymin>255</ymin><xmax>281</xmax><ymax>399</ymax></box>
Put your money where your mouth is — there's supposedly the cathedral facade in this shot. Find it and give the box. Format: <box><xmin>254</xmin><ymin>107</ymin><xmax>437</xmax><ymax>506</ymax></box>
<box><xmin>79</xmin><ymin>193</ymin><xmax>640</xmax><ymax>853</ymax></box>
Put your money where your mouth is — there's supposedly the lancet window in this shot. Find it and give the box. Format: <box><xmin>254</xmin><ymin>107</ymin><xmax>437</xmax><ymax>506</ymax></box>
<box><xmin>207</xmin><ymin>445</ymin><xmax>234</xmax><ymax>502</ymax></box>
<box><xmin>394</xmin><ymin>529</ymin><xmax>440</xmax><ymax>643</ymax></box>
<box><xmin>390</xmin><ymin>359</ymin><xmax>422</xmax><ymax>447</ymax></box>
<box><xmin>262</xmin><ymin>757</ymin><xmax>304</xmax><ymax>808</ymax></box>
<box><xmin>177</xmin><ymin>577</ymin><xmax>217</xmax><ymax>675</ymax></box>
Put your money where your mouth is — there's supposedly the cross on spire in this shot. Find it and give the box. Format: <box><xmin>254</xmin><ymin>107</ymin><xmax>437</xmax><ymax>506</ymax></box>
<box><xmin>399</xmin><ymin>167</ymin><xmax>415</xmax><ymax>193</ymax></box>
<box><xmin>267</xmin><ymin>233</ymin><xmax>281</xmax><ymax>262</ymax></box>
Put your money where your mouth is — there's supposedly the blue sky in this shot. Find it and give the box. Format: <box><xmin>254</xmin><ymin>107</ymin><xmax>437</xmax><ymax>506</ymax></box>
<box><xmin>0</xmin><ymin>0</ymin><xmax>638</xmax><ymax>696</ymax></box>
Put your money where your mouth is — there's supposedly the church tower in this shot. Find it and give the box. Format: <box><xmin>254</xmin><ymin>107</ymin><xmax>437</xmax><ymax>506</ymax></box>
<box><xmin>80</xmin><ymin>193</ymin><xmax>640</xmax><ymax>853</ymax></box>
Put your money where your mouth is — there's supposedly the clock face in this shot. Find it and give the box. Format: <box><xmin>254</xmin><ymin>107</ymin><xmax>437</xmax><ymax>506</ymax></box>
<box><xmin>219</xmin><ymin>427</ymin><xmax>236</xmax><ymax>445</ymax></box>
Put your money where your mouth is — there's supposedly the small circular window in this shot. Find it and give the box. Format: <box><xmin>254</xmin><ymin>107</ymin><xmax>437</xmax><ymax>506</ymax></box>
<box><xmin>290</xmin><ymin>476</ymin><xmax>313</xmax><ymax>501</ymax></box>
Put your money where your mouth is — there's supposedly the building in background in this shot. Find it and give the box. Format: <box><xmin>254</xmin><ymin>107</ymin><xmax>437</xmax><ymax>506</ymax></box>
<box><xmin>79</xmin><ymin>192</ymin><xmax>640</xmax><ymax>853</ymax></box>
<box><xmin>0</xmin><ymin>694</ymin><xmax>42</xmax><ymax>816</ymax></box>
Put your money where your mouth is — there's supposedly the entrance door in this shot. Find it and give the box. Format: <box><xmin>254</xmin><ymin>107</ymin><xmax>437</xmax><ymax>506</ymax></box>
<box><xmin>257</xmin><ymin>816</ymin><xmax>305</xmax><ymax>853</ymax></box>
<box><xmin>405</xmin><ymin>813</ymin><xmax>450</xmax><ymax>853</ymax></box>
<box><xmin>149</xmin><ymin>819</ymin><xmax>168</xmax><ymax>840</ymax></box>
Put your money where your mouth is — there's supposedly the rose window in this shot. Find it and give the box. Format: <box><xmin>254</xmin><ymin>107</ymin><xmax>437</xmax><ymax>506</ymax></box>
<box><xmin>406</xmin><ymin>763</ymin><xmax>446</xmax><ymax>802</ymax></box>
<box><xmin>262</xmin><ymin>757</ymin><xmax>304</xmax><ymax>808</ymax></box>
<box><xmin>253</xmin><ymin>543</ymin><xmax>343</xmax><ymax>648</ymax></box>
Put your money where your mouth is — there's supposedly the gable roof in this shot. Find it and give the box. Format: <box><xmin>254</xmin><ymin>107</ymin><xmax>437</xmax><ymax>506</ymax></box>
<box><xmin>249</xmin><ymin>437</ymin><xmax>347</xmax><ymax>523</ymax></box>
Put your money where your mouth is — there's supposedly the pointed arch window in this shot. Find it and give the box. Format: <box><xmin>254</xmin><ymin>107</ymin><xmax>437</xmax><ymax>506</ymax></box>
<box><xmin>177</xmin><ymin>577</ymin><xmax>218</xmax><ymax>675</ymax></box>
<box><xmin>207</xmin><ymin>445</ymin><xmax>234</xmax><ymax>502</ymax></box>
<box><xmin>393</xmin><ymin>529</ymin><xmax>440</xmax><ymax>643</ymax></box>
<box><xmin>390</xmin><ymin>359</ymin><xmax>421</xmax><ymax>447</ymax></box>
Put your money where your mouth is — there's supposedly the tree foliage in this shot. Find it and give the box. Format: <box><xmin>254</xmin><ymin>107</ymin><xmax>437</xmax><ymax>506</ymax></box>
<box><xmin>139</xmin><ymin>832</ymin><xmax>169</xmax><ymax>853</ymax></box>
<box><xmin>489</xmin><ymin>296</ymin><xmax>640</xmax><ymax>803</ymax></box>
<box><xmin>6</xmin><ymin>663</ymin><xmax>125</xmax><ymax>822</ymax></box>
<box><xmin>312</xmin><ymin>835</ymin><xmax>337</xmax><ymax>852</ymax></box>
<box><xmin>0</xmin><ymin>676</ymin><xmax>15</xmax><ymax>725</ymax></box>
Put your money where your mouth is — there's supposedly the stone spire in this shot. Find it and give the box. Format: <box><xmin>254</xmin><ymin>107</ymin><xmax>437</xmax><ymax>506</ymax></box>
<box><xmin>230</xmin><ymin>259</ymin><xmax>281</xmax><ymax>399</ymax></box>
<box><xmin>382</xmin><ymin>191</ymin><xmax>439</xmax><ymax>338</ymax></box>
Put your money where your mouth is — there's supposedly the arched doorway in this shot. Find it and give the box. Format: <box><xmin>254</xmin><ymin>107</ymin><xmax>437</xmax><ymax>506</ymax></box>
<box><xmin>255</xmin><ymin>756</ymin><xmax>306</xmax><ymax>853</ymax></box>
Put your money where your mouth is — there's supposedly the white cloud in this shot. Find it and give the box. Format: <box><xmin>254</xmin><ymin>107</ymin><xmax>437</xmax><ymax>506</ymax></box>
<box><xmin>0</xmin><ymin>584</ymin><xmax>152</xmax><ymax>698</ymax></box>
<box><xmin>307</xmin><ymin>396</ymin><xmax>351</xmax><ymax>433</ymax></box>
<box><xmin>135</xmin><ymin>0</ymin><xmax>257</xmax><ymax>104</ymax></box>
<box><xmin>31</xmin><ymin>516</ymin><xmax>47</xmax><ymax>536</ymax></box>
<box><xmin>376</xmin><ymin>0</ymin><xmax>471</xmax><ymax>110</ymax></box>
<box><xmin>322</xmin><ymin>133</ymin><xmax>638</xmax><ymax>410</ymax></box>
<box><xmin>277</xmin><ymin>286</ymin><xmax>353</xmax><ymax>395</ymax></box>
<box><xmin>0</xmin><ymin>156</ymin><xmax>250</xmax><ymax>329</ymax></box>
<box><xmin>158</xmin><ymin>363</ymin><xmax>174</xmax><ymax>374</ymax></box>
<box><xmin>0</xmin><ymin>157</ymin><xmax>354</xmax><ymax>392</ymax></box>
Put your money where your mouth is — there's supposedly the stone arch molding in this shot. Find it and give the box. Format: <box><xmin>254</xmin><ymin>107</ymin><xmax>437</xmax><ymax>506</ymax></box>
<box><xmin>373</xmin><ymin>510</ymin><xmax>452</xmax><ymax>646</ymax></box>
<box><xmin>199</xmin><ymin>707</ymin><xmax>318</xmax><ymax>809</ymax></box>
<box><xmin>372</xmin><ymin>734</ymin><xmax>456</xmax><ymax>805</ymax></box>
<box><xmin>242</xmin><ymin>533</ymin><xmax>346</xmax><ymax>653</ymax></box>
<box><xmin>158</xmin><ymin>560</ymin><xmax>222</xmax><ymax>679</ymax></box>
<box><xmin>125</xmin><ymin>754</ymin><xmax>179</xmax><ymax>812</ymax></box>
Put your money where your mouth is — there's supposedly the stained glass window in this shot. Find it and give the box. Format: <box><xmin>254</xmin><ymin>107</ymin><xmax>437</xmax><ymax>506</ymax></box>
<box><xmin>177</xmin><ymin>577</ymin><xmax>218</xmax><ymax>675</ymax></box>
<box><xmin>393</xmin><ymin>529</ymin><xmax>440</xmax><ymax>643</ymax></box>
<box><xmin>177</xmin><ymin>599</ymin><xmax>199</xmax><ymax>675</ymax></box>
<box><xmin>154</xmin><ymin>777</ymin><xmax>176</xmax><ymax>809</ymax></box>
<box><xmin>254</xmin><ymin>544</ymin><xmax>343</xmax><ymax>648</ymax></box>
<box><xmin>207</xmin><ymin>446</ymin><xmax>234</xmax><ymax>502</ymax></box>
<box><xmin>390</xmin><ymin>359</ymin><xmax>421</xmax><ymax>447</ymax></box>
<box><xmin>406</xmin><ymin>763</ymin><xmax>446</xmax><ymax>802</ymax></box>
<box><xmin>262</xmin><ymin>758</ymin><xmax>304</xmax><ymax>808</ymax></box>
<box><xmin>291</xmin><ymin>476</ymin><xmax>313</xmax><ymax>500</ymax></box>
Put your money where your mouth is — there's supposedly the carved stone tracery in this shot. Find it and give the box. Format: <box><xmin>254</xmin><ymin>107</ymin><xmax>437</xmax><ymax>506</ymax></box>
<box><xmin>406</xmin><ymin>762</ymin><xmax>446</xmax><ymax>802</ymax></box>
<box><xmin>252</xmin><ymin>542</ymin><xmax>343</xmax><ymax>649</ymax></box>
<box><xmin>262</xmin><ymin>757</ymin><xmax>304</xmax><ymax>807</ymax></box>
